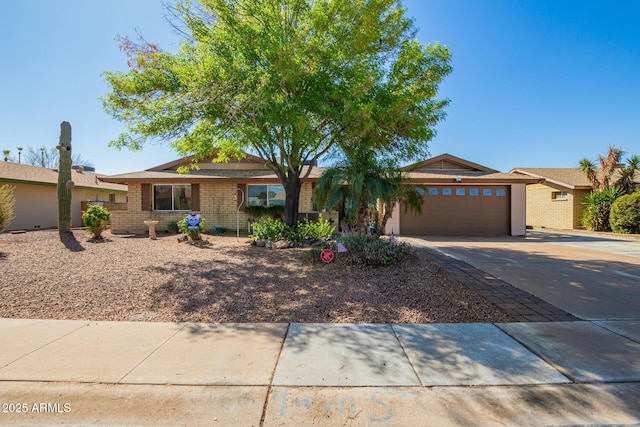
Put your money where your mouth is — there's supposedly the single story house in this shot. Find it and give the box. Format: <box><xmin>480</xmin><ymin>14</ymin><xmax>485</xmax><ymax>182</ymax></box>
<box><xmin>509</xmin><ymin>167</ymin><xmax>640</xmax><ymax>230</ymax></box>
<box><xmin>100</xmin><ymin>152</ymin><xmax>338</xmax><ymax>234</ymax></box>
<box><xmin>0</xmin><ymin>162</ymin><xmax>128</xmax><ymax>231</ymax></box>
<box><xmin>102</xmin><ymin>152</ymin><xmax>538</xmax><ymax>237</ymax></box>
<box><xmin>384</xmin><ymin>154</ymin><xmax>540</xmax><ymax>236</ymax></box>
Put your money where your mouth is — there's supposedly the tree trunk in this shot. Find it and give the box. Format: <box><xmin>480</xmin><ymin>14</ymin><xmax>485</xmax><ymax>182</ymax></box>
<box><xmin>283</xmin><ymin>176</ymin><xmax>301</xmax><ymax>228</ymax></box>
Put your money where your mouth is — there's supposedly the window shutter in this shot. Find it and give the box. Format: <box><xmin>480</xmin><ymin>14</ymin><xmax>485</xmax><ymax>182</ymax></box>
<box><xmin>237</xmin><ymin>184</ymin><xmax>246</xmax><ymax>211</ymax></box>
<box><xmin>191</xmin><ymin>184</ymin><xmax>200</xmax><ymax>211</ymax></box>
<box><xmin>141</xmin><ymin>184</ymin><xmax>151</xmax><ymax>211</ymax></box>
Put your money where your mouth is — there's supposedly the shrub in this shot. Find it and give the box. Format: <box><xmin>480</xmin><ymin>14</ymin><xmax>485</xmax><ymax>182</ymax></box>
<box><xmin>610</xmin><ymin>191</ymin><xmax>640</xmax><ymax>234</ymax></box>
<box><xmin>582</xmin><ymin>187</ymin><xmax>624</xmax><ymax>231</ymax></box>
<box><xmin>297</xmin><ymin>217</ymin><xmax>335</xmax><ymax>242</ymax></box>
<box><xmin>0</xmin><ymin>184</ymin><xmax>16</xmax><ymax>232</ymax></box>
<box><xmin>246</xmin><ymin>204</ymin><xmax>285</xmax><ymax>220</ymax></box>
<box><xmin>167</xmin><ymin>220</ymin><xmax>179</xmax><ymax>233</ymax></box>
<box><xmin>341</xmin><ymin>235</ymin><xmax>413</xmax><ymax>266</ymax></box>
<box><xmin>250</xmin><ymin>217</ymin><xmax>288</xmax><ymax>241</ymax></box>
<box><xmin>82</xmin><ymin>204</ymin><xmax>111</xmax><ymax>239</ymax></box>
<box><xmin>178</xmin><ymin>215</ymin><xmax>206</xmax><ymax>239</ymax></box>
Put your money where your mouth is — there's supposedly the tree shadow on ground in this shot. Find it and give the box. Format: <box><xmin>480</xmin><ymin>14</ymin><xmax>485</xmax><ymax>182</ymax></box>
<box><xmin>59</xmin><ymin>231</ymin><xmax>84</xmax><ymax>252</ymax></box>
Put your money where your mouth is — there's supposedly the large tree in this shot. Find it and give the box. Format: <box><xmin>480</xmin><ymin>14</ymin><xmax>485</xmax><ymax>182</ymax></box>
<box><xmin>102</xmin><ymin>0</ymin><xmax>452</xmax><ymax>226</ymax></box>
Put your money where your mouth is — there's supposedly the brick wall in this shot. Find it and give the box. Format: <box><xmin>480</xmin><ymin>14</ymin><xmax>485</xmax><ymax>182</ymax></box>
<box><xmin>525</xmin><ymin>183</ymin><xmax>575</xmax><ymax>229</ymax></box>
<box><xmin>110</xmin><ymin>181</ymin><xmax>337</xmax><ymax>233</ymax></box>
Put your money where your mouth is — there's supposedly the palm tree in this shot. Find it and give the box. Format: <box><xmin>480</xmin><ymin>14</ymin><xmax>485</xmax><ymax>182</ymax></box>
<box><xmin>313</xmin><ymin>148</ymin><xmax>402</xmax><ymax>235</ymax></box>
<box><xmin>578</xmin><ymin>146</ymin><xmax>623</xmax><ymax>191</ymax></box>
<box><xmin>16</xmin><ymin>146</ymin><xmax>23</xmax><ymax>163</ymax></box>
<box><xmin>615</xmin><ymin>154</ymin><xmax>640</xmax><ymax>194</ymax></box>
<box><xmin>2</xmin><ymin>150</ymin><xmax>10</xmax><ymax>162</ymax></box>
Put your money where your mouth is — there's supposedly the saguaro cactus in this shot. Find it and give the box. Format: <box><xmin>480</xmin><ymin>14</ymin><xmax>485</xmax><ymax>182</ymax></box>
<box><xmin>57</xmin><ymin>121</ymin><xmax>74</xmax><ymax>233</ymax></box>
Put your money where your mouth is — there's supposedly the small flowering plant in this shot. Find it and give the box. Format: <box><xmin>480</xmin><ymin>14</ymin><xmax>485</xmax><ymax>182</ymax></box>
<box><xmin>81</xmin><ymin>204</ymin><xmax>111</xmax><ymax>239</ymax></box>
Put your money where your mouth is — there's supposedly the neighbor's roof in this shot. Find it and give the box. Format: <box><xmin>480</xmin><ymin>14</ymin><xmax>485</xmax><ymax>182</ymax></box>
<box><xmin>0</xmin><ymin>161</ymin><xmax>127</xmax><ymax>192</ymax></box>
<box><xmin>511</xmin><ymin>168</ymin><xmax>603</xmax><ymax>189</ymax></box>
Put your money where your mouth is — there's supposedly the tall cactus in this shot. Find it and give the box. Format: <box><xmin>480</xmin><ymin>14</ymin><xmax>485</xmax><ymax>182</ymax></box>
<box><xmin>57</xmin><ymin>121</ymin><xmax>74</xmax><ymax>233</ymax></box>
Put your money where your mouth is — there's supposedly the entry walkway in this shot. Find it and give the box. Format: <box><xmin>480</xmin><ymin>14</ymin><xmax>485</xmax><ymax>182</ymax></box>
<box><xmin>1</xmin><ymin>318</ymin><xmax>639</xmax><ymax>426</ymax></box>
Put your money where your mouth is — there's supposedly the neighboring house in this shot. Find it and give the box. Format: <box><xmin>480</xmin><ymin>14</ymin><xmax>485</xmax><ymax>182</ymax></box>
<box><xmin>0</xmin><ymin>162</ymin><xmax>128</xmax><ymax>231</ymax></box>
<box><xmin>384</xmin><ymin>154</ymin><xmax>540</xmax><ymax>236</ymax></box>
<box><xmin>508</xmin><ymin>168</ymin><xmax>593</xmax><ymax>229</ymax></box>
<box><xmin>100</xmin><ymin>152</ymin><xmax>338</xmax><ymax>234</ymax></box>
<box><xmin>509</xmin><ymin>167</ymin><xmax>640</xmax><ymax>230</ymax></box>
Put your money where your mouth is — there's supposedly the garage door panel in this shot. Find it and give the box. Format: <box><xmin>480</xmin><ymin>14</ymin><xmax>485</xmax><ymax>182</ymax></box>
<box><xmin>400</xmin><ymin>186</ymin><xmax>510</xmax><ymax>236</ymax></box>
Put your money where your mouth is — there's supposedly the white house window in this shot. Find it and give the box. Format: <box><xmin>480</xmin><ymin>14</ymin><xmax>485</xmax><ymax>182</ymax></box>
<box><xmin>248</xmin><ymin>185</ymin><xmax>286</xmax><ymax>207</ymax></box>
<box><xmin>153</xmin><ymin>185</ymin><xmax>191</xmax><ymax>211</ymax></box>
<box><xmin>552</xmin><ymin>191</ymin><xmax>568</xmax><ymax>200</ymax></box>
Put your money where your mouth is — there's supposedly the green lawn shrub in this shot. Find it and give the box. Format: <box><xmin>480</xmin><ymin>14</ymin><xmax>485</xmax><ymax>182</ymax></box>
<box><xmin>82</xmin><ymin>204</ymin><xmax>111</xmax><ymax>239</ymax></box>
<box><xmin>610</xmin><ymin>191</ymin><xmax>640</xmax><ymax>234</ymax></box>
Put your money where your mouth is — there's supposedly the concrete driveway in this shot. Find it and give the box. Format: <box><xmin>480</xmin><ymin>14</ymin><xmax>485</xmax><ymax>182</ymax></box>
<box><xmin>404</xmin><ymin>230</ymin><xmax>640</xmax><ymax>321</ymax></box>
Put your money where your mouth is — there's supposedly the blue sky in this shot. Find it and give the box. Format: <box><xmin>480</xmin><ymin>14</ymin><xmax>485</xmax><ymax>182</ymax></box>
<box><xmin>1</xmin><ymin>0</ymin><xmax>638</xmax><ymax>175</ymax></box>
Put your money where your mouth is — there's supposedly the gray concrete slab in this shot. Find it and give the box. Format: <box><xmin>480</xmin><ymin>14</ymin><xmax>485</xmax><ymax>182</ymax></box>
<box><xmin>0</xmin><ymin>318</ymin><xmax>87</xmax><ymax>368</ymax></box>
<box><xmin>272</xmin><ymin>323</ymin><xmax>420</xmax><ymax>386</ymax></box>
<box><xmin>0</xmin><ymin>321</ymin><xmax>183</xmax><ymax>383</ymax></box>
<box><xmin>122</xmin><ymin>323</ymin><xmax>288</xmax><ymax>385</ymax></box>
<box><xmin>595</xmin><ymin>320</ymin><xmax>640</xmax><ymax>343</ymax></box>
<box><xmin>264</xmin><ymin>383</ymin><xmax>640</xmax><ymax>426</ymax></box>
<box><xmin>497</xmin><ymin>321</ymin><xmax>640</xmax><ymax>382</ymax></box>
<box><xmin>393</xmin><ymin>323</ymin><xmax>569</xmax><ymax>386</ymax></box>
<box><xmin>0</xmin><ymin>381</ymin><xmax>267</xmax><ymax>426</ymax></box>
<box><xmin>405</xmin><ymin>233</ymin><xmax>640</xmax><ymax>321</ymax></box>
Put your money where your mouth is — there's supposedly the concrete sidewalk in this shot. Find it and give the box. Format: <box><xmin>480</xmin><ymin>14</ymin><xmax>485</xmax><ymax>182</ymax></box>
<box><xmin>1</xmin><ymin>318</ymin><xmax>639</xmax><ymax>426</ymax></box>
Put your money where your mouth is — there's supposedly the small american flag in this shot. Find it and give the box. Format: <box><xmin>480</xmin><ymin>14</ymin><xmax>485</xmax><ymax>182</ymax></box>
<box><xmin>390</xmin><ymin>229</ymin><xmax>396</xmax><ymax>244</ymax></box>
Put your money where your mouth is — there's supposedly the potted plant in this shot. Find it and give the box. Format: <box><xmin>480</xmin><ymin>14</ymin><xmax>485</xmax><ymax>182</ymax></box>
<box><xmin>167</xmin><ymin>220</ymin><xmax>179</xmax><ymax>234</ymax></box>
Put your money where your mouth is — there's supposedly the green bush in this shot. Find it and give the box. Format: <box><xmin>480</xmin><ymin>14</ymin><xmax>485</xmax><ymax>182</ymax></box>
<box><xmin>178</xmin><ymin>215</ymin><xmax>206</xmax><ymax>239</ymax></box>
<box><xmin>341</xmin><ymin>235</ymin><xmax>413</xmax><ymax>266</ymax></box>
<box><xmin>250</xmin><ymin>217</ymin><xmax>288</xmax><ymax>241</ymax></box>
<box><xmin>0</xmin><ymin>184</ymin><xmax>16</xmax><ymax>232</ymax></box>
<box><xmin>245</xmin><ymin>204</ymin><xmax>285</xmax><ymax>220</ymax></box>
<box><xmin>82</xmin><ymin>204</ymin><xmax>111</xmax><ymax>239</ymax></box>
<box><xmin>297</xmin><ymin>217</ymin><xmax>335</xmax><ymax>242</ymax></box>
<box><xmin>167</xmin><ymin>220</ymin><xmax>179</xmax><ymax>233</ymax></box>
<box><xmin>610</xmin><ymin>191</ymin><xmax>640</xmax><ymax>234</ymax></box>
<box><xmin>582</xmin><ymin>187</ymin><xmax>624</xmax><ymax>231</ymax></box>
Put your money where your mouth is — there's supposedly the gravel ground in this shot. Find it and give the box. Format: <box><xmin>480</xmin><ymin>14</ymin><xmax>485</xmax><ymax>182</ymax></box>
<box><xmin>0</xmin><ymin>230</ymin><xmax>513</xmax><ymax>323</ymax></box>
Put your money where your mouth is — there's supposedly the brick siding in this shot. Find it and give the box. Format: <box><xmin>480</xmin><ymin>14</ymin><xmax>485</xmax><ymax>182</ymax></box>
<box><xmin>110</xmin><ymin>182</ymin><xmax>337</xmax><ymax>233</ymax></box>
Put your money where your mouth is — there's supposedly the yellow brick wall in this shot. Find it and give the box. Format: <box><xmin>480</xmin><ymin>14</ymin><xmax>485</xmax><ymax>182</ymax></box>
<box><xmin>572</xmin><ymin>189</ymin><xmax>589</xmax><ymax>229</ymax></box>
<box><xmin>525</xmin><ymin>183</ymin><xmax>575</xmax><ymax>229</ymax></box>
<box><xmin>110</xmin><ymin>181</ymin><xmax>337</xmax><ymax>233</ymax></box>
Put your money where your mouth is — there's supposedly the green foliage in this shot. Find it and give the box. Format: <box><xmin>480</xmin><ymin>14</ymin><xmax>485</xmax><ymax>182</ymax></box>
<box><xmin>57</xmin><ymin>121</ymin><xmax>73</xmax><ymax>233</ymax></box>
<box><xmin>0</xmin><ymin>184</ymin><xmax>16</xmax><ymax>232</ymax></box>
<box><xmin>178</xmin><ymin>215</ymin><xmax>206</xmax><ymax>238</ymax></box>
<box><xmin>296</xmin><ymin>217</ymin><xmax>335</xmax><ymax>242</ymax></box>
<box><xmin>314</xmin><ymin>147</ymin><xmax>405</xmax><ymax>233</ymax></box>
<box><xmin>167</xmin><ymin>220</ymin><xmax>179</xmax><ymax>232</ymax></box>
<box><xmin>249</xmin><ymin>217</ymin><xmax>288</xmax><ymax>241</ymax></box>
<box><xmin>610</xmin><ymin>191</ymin><xmax>640</xmax><ymax>234</ymax></box>
<box><xmin>581</xmin><ymin>187</ymin><xmax>624</xmax><ymax>232</ymax></box>
<box><xmin>245</xmin><ymin>205</ymin><xmax>285</xmax><ymax>220</ymax></box>
<box><xmin>341</xmin><ymin>235</ymin><xmax>413</xmax><ymax>267</ymax></box>
<box><xmin>102</xmin><ymin>0</ymin><xmax>451</xmax><ymax>227</ymax></box>
<box><xmin>81</xmin><ymin>204</ymin><xmax>111</xmax><ymax>239</ymax></box>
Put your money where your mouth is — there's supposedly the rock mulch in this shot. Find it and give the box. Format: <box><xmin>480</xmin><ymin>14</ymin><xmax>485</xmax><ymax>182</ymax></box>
<box><xmin>0</xmin><ymin>230</ymin><xmax>513</xmax><ymax>324</ymax></box>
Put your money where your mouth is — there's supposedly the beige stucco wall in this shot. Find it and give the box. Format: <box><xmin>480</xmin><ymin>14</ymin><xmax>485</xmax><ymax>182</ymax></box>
<box><xmin>525</xmin><ymin>182</ymin><xmax>580</xmax><ymax>229</ymax></box>
<box><xmin>510</xmin><ymin>184</ymin><xmax>527</xmax><ymax>236</ymax></box>
<box><xmin>110</xmin><ymin>181</ymin><xmax>338</xmax><ymax>234</ymax></box>
<box><xmin>5</xmin><ymin>183</ymin><xmax>126</xmax><ymax>231</ymax></box>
